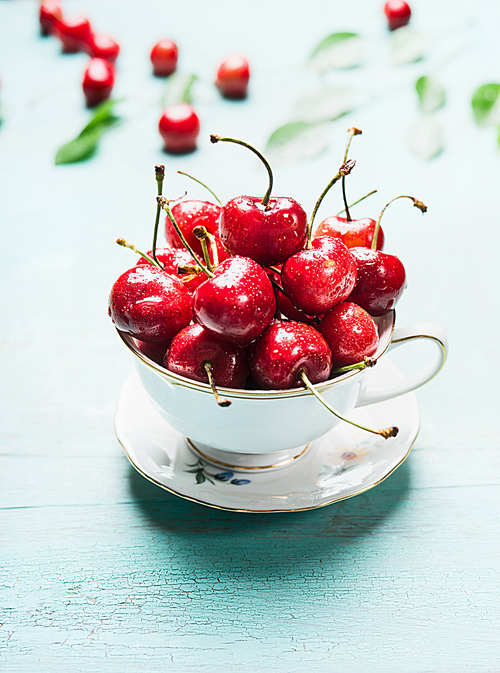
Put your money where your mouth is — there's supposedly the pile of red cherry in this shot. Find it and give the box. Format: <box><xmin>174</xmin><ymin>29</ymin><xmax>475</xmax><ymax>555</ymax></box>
<box><xmin>108</xmin><ymin>130</ymin><xmax>426</xmax><ymax>438</ymax></box>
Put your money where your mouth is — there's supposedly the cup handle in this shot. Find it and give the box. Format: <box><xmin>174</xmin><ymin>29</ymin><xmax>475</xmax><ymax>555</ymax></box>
<box><xmin>355</xmin><ymin>322</ymin><xmax>448</xmax><ymax>408</ymax></box>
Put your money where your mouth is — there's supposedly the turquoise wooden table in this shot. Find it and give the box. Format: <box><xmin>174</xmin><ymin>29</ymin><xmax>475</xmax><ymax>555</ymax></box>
<box><xmin>2</xmin><ymin>0</ymin><xmax>500</xmax><ymax>670</ymax></box>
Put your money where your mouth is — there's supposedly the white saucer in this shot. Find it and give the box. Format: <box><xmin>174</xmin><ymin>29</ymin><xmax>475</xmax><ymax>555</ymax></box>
<box><xmin>114</xmin><ymin>358</ymin><xmax>420</xmax><ymax>513</ymax></box>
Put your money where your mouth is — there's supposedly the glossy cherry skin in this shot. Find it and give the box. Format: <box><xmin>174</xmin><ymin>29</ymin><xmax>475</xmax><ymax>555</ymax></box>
<box><xmin>215</xmin><ymin>54</ymin><xmax>250</xmax><ymax>99</ymax></box>
<box><xmin>167</xmin><ymin>200</ymin><xmax>223</xmax><ymax>254</ymax></box>
<box><xmin>159</xmin><ymin>104</ymin><xmax>200</xmax><ymax>154</ymax></box>
<box><xmin>384</xmin><ymin>0</ymin><xmax>411</xmax><ymax>30</ymax></box>
<box><xmin>193</xmin><ymin>256</ymin><xmax>276</xmax><ymax>346</ymax></box>
<box><xmin>347</xmin><ymin>247</ymin><xmax>406</xmax><ymax>316</ymax></box>
<box><xmin>219</xmin><ymin>195</ymin><xmax>307</xmax><ymax>267</ymax></box>
<box><xmin>319</xmin><ymin>302</ymin><xmax>379</xmax><ymax>368</ymax></box>
<box><xmin>136</xmin><ymin>248</ymin><xmax>206</xmax><ymax>294</ymax></box>
<box><xmin>54</xmin><ymin>16</ymin><xmax>92</xmax><ymax>53</ymax></box>
<box><xmin>39</xmin><ymin>0</ymin><xmax>62</xmax><ymax>36</ymax></box>
<box><xmin>86</xmin><ymin>34</ymin><xmax>120</xmax><ymax>62</ymax></box>
<box><xmin>165</xmin><ymin>324</ymin><xmax>249</xmax><ymax>388</ymax></box>
<box><xmin>151</xmin><ymin>39</ymin><xmax>178</xmax><ymax>77</ymax></box>
<box><xmin>315</xmin><ymin>216</ymin><xmax>384</xmax><ymax>250</ymax></box>
<box><xmin>281</xmin><ymin>236</ymin><xmax>357</xmax><ymax>316</ymax></box>
<box><xmin>82</xmin><ymin>58</ymin><xmax>115</xmax><ymax>107</ymax></box>
<box><xmin>249</xmin><ymin>320</ymin><xmax>332</xmax><ymax>389</ymax></box>
<box><xmin>108</xmin><ymin>265</ymin><xmax>192</xmax><ymax>344</ymax></box>
<box><xmin>133</xmin><ymin>338</ymin><xmax>170</xmax><ymax>366</ymax></box>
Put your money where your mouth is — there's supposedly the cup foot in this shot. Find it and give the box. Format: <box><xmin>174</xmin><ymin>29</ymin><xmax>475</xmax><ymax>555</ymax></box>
<box><xmin>187</xmin><ymin>439</ymin><xmax>311</xmax><ymax>472</ymax></box>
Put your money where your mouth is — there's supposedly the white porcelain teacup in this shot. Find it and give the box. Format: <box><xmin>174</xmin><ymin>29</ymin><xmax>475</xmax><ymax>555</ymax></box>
<box><xmin>116</xmin><ymin>311</ymin><xmax>447</xmax><ymax>469</ymax></box>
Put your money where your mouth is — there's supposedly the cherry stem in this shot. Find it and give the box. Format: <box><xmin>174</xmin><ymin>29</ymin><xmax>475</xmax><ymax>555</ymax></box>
<box><xmin>298</xmin><ymin>369</ymin><xmax>398</xmax><ymax>440</ymax></box>
<box><xmin>152</xmin><ymin>164</ymin><xmax>165</xmax><ymax>267</ymax></box>
<box><xmin>335</xmin><ymin>190</ymin><xmax>377</xmax><ymax>217</ymax></box>
<box><xmin>341</xmin><ymin>129</ymin><xmax>361</xmax><ymax>222</ymax></box>
<box><xmin>116</xmin><ymin>238</ymin><xmax>161</xmax><ymax>269</ymax></box>
<box><xmin>206</xmin><ymin>232</ymin><xmax>220</xmax><ymax>267</ymax></box>
<box><xmin>371</xmin><ymin>195</ymin><xmax>428</xmax><ymax>250</ymax></box>
<box><xmin>268</xmin><ymin>265</ymin><xmax>282</xmax><ymax>275</ymax></box>
<box><xmin>193</xmin><ymin>226</ymin><xmax>214</xmax><ymax>272</ymax></box>
<box><xmin>177</xmin><ymin>170</ymin><xmax>222</xmax><ymax>206</ymax></box>
<box><xmin>210</xmin><ymin>134</ymin><xmax>273</xmax><ymax>208</ymax></box>
<box><xmin>157</xmin><ymin>196</ymin><xmax>214</xmax><ymax>278</ymax></box>
<box><xmin>331</xmin><ymin>357</ymin><xmax>377</xmax><ymax>375</ymax></box>
<box><xmin>307</xmin><ymin>160</ymin><xmax>356</xmax><ymax>249</ymax></box>
<box><xmin>203</xmin><ymin>361</ymin><xmax>231</xmax><ymax>407</ymax></box>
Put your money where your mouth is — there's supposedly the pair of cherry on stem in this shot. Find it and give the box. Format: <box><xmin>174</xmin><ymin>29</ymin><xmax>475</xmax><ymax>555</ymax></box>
<box><xmin>109</xmin><ymin>131</ymin><xmax>426</xmax><ymax>439</ymax></box>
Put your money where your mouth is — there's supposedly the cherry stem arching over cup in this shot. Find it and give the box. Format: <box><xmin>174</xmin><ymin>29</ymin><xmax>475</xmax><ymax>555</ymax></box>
<box><xmin>151</xmin><ymin>164</ymin><xmax>165</xmax><ymax>267</ymax></box>
<box><xmin>341</xmin><ymin>127</ymin><xmax>362</xmax><ymax>222</ymax></box>
<box><xmin>371</xmin><ymin>195</ymin><xmax>428</xmax><ymax>250</ymax></box>
<box><xmin>210</xmin><ymin>134</ymin><xmax>274</xmax><ymax>209</ymax></box>
<box><xmin>177</xmin><ymin>170</ymin><xmax>222</xmax><ymax>206</ymax></box>
<box><xmin>193</xmin><ymin>226</ymin><xmax>214</xmax><ymax>272</ymax></box>
<box><xmin>306</xmin><ymin>160</ymin><xmax>356</xmax><ymax>249</ymax></box>
<box><xmin>157</xmin><ymin>196</ymin><xmax>214</xmax><ymax>278</ymax></box>
<box><xmin>331</xmin><ymin>356</ymin><xmax>377</xmax><ymax>375</ymax></box>
<box><xmin>336</xmin><ymin>190</ymin><xmax>378</xmax><ymax>217</ymax></box>
<box><xmin>116</xmin><ymin>238</ymin><xmax>161</xmax><ymax>268</ymax></box>
<box><xmin>203</xmin><ymin>361</ymin><xmax>231</xmax><ymax>407</ymax></box>
<box><xmin>297</xmin><ymin>369</ymin><xmax>399</xmax><ymax>439</ymax></box>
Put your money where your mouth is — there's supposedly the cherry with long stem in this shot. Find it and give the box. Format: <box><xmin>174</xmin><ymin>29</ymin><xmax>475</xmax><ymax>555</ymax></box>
<box><xmin>157</xmin><ymin>196</ymin><xmax>214</xmax><ymax>279</ymax></box>
<box><xmin>341</xmin><ymin>127</ymin><xmax>362</xmax><ymax>222</ymax></box>
<box><xmin>335</xmin><ymin>189</ymin><xmax>377</xmax><ymax>217</ymax></box>
<box><xmin>306</xmin><ymin>160</ymin><xmax>356</xmax><ymax>249</ymax></box>
<box><xmin>193</xmin><ymin>226</ymin><xmax>214</xmax><ymax>272</ymax></box>
<box><xmin>177</xmin><ymin>170</ymin><xmax>222</xmax><ymax>205</ymax></box>
<box><xmin>151</xmin><ymin>164</ymin><xmax>165</xmax><ymax>267</ymax></box>
<box><xmin>203</xmin><ymin>361</ymin><xmax>231</xmax><ymax>407</ymax></box>
<box><xmin>210</xmin><ymin>134</ymin><xmax>274</xmax><ymax>209</ymax></box>
<box><xmin>371</xmin><ymin>195</ymin><xmax>428</xmax><ymax>250</ymax></box>
<box><xmin>298</xmin><ymin>369</ymin><xmax>398</xmax><ymax>439</ymax></box>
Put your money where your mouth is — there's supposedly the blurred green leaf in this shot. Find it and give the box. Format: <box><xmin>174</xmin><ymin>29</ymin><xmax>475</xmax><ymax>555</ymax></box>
<box><xmin>79</xmin><ymin>98</ymin><xmax>121</xmax><ymax>136</ymax></box>
<box><xmin>266</xmin><ymin>121</ymin><xmax>330</xmax><ymax>164</ymax></box>
<box><xmin>416</xmin><ymin>76</ymin><xmax>445</xmax><ymax>113</ymax></box>
<box><xmin>163</xmin><ymin>73</ymin><xmax>197</xmax><ymax>107</ymax></box>
<box><xmin>293</xmin><ymin>86</ymin><xmax>354</xmax><ymax>123</ymax></box>
<box><xmin>408</xmin><ymin>116</ymin><xmax>444</xmax><ymax>160</ymax></box>
<box><xmin>472</xmin><ymin>83</ymin><xmax>500</xmax><ymax>126</ymax></box>
<box><xmin>309</xmin><ymin>32</ymin><xmax>363</xmax><ymax>71</ymax></box>
<box><xmin>391</xmin><ymin>26</ymin><xmax>427</xmax><ymax>65</ymax></box>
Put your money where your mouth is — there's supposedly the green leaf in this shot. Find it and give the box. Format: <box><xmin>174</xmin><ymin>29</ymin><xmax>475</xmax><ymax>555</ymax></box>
<box><xmin>471</xmin><ymin>83</ymin><xmax>500</xmax><ymax>126</ymax></box>
<box><xmin>407</xmin><ymin>116</ymin><xmax>444</xmax><ymax>161</ymax></box>
<box><xmin>391</xmin><ymin>26</ymin><xmax>427</xmax><ymax>65</ymax></box>
<box><xmin>163</xmin><ymin>73</ymin><xmax>197</xmax><ymax>107</ymax></box>
<box><xmin>79</xmin><ymin>98</ymin><xmax>120</xmax><ymax>136</ymax></box>
<box><xmin>55</xmin><ymin>128</ymin><xmax>103</xmax><ymax>165</ymax></box>
<box><xmin>293</xmin><ymin>86</ymin><xmax>354</xmax><ymax>123</ymax></box>
<box><xmin>309</xmin><ymin>32</ymin><xmax>363</xmax><ymax>71</ymax></box>
<box><xmin>195</xmin><ymin>472</ymin><xmax>206</xmax><ymax>484</ymax></box>
<box><xmin>265</xmin><ymin>121</ymin><xmax>330</xmax><ymax>164</ymax></box>
<box><xmin>416</xmin><ymin>76</ymin><xmax>445</xmax><ymax>113</ymax></box>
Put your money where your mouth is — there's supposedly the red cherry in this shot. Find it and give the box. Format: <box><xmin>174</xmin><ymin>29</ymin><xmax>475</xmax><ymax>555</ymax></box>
<box><xmin>133</xmin><ymin>338</ymin><xmax>170</xmax><ymax>366</ymax></box>
<box><xmin>215</xmin><ymin>54</ymin><xmax>250</xmax><ymax>99</ymax></box>
<box><xmin>219</xmin><ymin>195</ymin><xmax>307</xmax><ymax>267</ymax></box>
<box><xmin>108</xmin><ymin>265</ymin><xmax>192</xmax><ymax>343</ymax></box>
<box><xmin>165</xmin><ymin>324</ymin><xmax>249</xmax><ymax>388</ymax></box>
<box><xmin>192</xmin><ymin>256</ymin><xmax>276</xmax><ymax>346</ymax></box>
<box><xmin>167</xmin><ymin>200</ymin><xmax>219</xmax><ymax>250</ymax></box>
<box><xmin>384</xmin><ymin>0</ymin><xmax>411</xmax><ymax>30</ymax></box>
<box><xmin>347</xmin><ymin>247</ymin><xmax>406</xmax><ymax>316</ymax></box>
<box><xmin>159</xmin><ymin>104</ymin><xmax>200</xmax><ymax>154</ymax></box>
<box><xmin>82</xmin><ymin>58</ymin><xmax>115</xmax><ymax>107</ymax></box>
<box><xmin>281</xmin><ymin>236</ymin><xmax>357</xmax><ymax>316</ymax></box>
<box><xmin>54</xmin><ymin>16</ymin><xmax>92</xmax><ymax>53</ymax></box>
<box><xmin>39</xmin><ymin>0</ymin><xmax>62</xmax><ymax>36</ymax></box>
<box><xmin>212</xmin><ymin>135</ymin><xmax>308</xmax><ymax>267</ymax></box>
<box><xmin>86</xmin><ymin>33</ymin><xmax>120</xmax><ymax>62</ymax></box>
<box><xmin>151</xmin><ymin>39</ymin><xmax>178</xmax><ymax>77</ymax></box>
<box><xmin>319</xmin><ymin>302</ymin><xmax>379</xmax><ymax>368</ymax></box>
<box><xmin>315</xmin><ymin>216</ymin><xmax>385</xmax><ymax>250</ymax></box>
<box><xmin>248</xmin><ymin>320</ymin><xmax>332</xmax><ymax>389</ymax></box>
<box><xmin>136</xmin><ymin>247</ymin><xmax>206</xmax><ymax>293</ymax></box>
